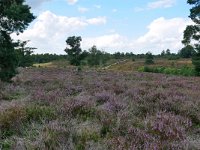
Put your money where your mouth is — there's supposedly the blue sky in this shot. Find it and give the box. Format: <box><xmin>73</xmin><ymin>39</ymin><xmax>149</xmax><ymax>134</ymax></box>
<box><xmin>14</xmin><ymin>0</ymin><xmax>192</xmax><ymax>54</ymax></box>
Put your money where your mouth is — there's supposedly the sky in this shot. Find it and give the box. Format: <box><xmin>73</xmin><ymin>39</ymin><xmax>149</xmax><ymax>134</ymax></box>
<box><xmin>13</xmin><ymin>0</ymin><xmax>192</xmax><ymax>54</ymax></box>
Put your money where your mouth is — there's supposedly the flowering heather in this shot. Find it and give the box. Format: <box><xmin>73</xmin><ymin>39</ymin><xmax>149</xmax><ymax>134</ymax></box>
<box><xmin>0</xmin><ymin>67</ymin><xmax>200</xmax><ymax>149</ymax></box>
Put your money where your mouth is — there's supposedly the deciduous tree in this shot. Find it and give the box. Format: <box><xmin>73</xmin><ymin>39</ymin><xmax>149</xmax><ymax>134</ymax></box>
<box><xmin>179</xmin><ymin>45</ymin><xmax>196</xmax><ymax>58</ymax></box>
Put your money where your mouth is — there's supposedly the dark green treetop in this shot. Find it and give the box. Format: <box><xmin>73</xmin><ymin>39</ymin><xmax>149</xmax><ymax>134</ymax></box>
<box><xmin>0</xmin><ymin>0</ymin><xmax>35</xmax><ymax>81</ymax></box>
<box><xmin>182</xmin><ymin>0</ymin><xmax>200</xmax><ymax>75</ymax></box>
<box><xmin>182</xmin><ymin>0</ymin><xmax>200</xmax><ymax>52</ymax></box>
<box><xmin>0</xmin><ymin>0</ymin><xmax>35</xmax><ymax>34</ymax></box>
<box><xmin>64</xmin><ymin>36</ymin><xmax>82</xmax><ymax>66</ymax></box>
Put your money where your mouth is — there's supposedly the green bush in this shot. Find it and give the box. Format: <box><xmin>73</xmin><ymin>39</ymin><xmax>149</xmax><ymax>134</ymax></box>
<box><xmin>145</xmin><ymin>52</ymin><xmax>154</xmax><ymax>65</ymax></box>
<box><xmin>167</xmin><ymin>55</ymin><xmax>180</xmax><ymax>60</ymax></box>
<box><xmin>138</xmin><ymin>66</ymin><xmax>145</xmax><ymax>72</ymax></box>
<box><xmin>192</xmin><ymin>55</ymin><xmax>200</xmax><ymax>76</ymax></box>
<box><xmin>138</xmin><ymin>66</ymin><xmax>195</xmax><ymax>76</ymax></box>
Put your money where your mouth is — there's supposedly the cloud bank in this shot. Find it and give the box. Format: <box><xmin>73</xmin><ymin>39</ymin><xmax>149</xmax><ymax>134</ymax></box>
<box><xmin>13</xmin><ymin>11</ymin><xmax>107</xmax><ymax>54</ymax></box>
<box><xmin>13</xmin><ymin>11</ymin><xmax>191</xmax><ymax>54</ymax></box>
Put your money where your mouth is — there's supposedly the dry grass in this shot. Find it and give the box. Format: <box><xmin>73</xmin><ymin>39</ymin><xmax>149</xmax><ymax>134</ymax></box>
<box><xmin>106</xmin><ymin>58</ymin><xmax>193</xmax><ymax>72</ymax></box>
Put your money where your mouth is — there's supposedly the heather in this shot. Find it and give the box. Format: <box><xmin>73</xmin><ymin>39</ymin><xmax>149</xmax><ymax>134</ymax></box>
<box><xmin>0</xmin><ymin>67</ymin><xmax>200</xmax><ymax>149</ymax></box>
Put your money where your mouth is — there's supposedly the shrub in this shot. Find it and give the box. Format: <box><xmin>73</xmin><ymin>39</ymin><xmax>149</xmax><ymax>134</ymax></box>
<box><xmin>41</xmin><ymin>121</ymin><xmax>70</xmax><ymax>149</ymax></box>
<box><xmin>146</xmin><ymin>112</ymin><xmax>192</xmax><ymax>142</ymax></box>
<box><xmin>168</xmin><ymin>55</ymin><xmax>180</xmax><ymax>60</ymax></box>
<box><xmin>145</xmin><ymin>52</ymin><xmax>154</xmax><ymax>65</ymax></box>
<box><xmin>192</xmin><ymin>54</ymin><xmax>200</xmax><ymax>76</ymax></box>
<box><xmin>95</xmin><ymin>91</ymin><xmax>114</xmax><ymax>105</ymax></box>
<box><xmin>26</xmin><ymin>105</ymin><xmax>56</xmax><ymax>122</ymax></box>
<box><xmin>139</xmin><ymin>66</ymin><xmax>195</xmax><ymax>76</ymax></box>
<box><xmin>73</xmin><ymin>130</ymin><xmax>100</xmax><ymax>150</ymax></box>
<box><xmin>0</xmin><ymin>105</ymin><xmax>27</xmax><ymax>138</ymax></box>
<box><xmin>62</xmin><ymin>96</ymin><xmax>96</xmax><ymax>121</ymax></box>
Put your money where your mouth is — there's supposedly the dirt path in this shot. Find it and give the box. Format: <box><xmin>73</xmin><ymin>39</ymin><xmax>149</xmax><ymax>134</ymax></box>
<box><xmin>102</xmin><ymin>59</ymin><xmax>128</xmax><ymax>70</ymax></box>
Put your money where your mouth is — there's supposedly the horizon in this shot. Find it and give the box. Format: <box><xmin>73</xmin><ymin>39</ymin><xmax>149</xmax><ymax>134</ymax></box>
<box><xmin>12</xmin><ymin>0</ymin><xmax>192</xmax><ymax>55</ymax></box>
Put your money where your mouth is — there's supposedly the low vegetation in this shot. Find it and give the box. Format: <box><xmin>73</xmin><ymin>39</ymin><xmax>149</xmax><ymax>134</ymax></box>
<box><xmin>0</xmin><ymin>67</ymin><xmax>200</xmax><ymax>149</ymax></box>
<box><xmin>139</xmin><ymin>66</ymin><xmax>196</xmax><ymax>76</ymax></box>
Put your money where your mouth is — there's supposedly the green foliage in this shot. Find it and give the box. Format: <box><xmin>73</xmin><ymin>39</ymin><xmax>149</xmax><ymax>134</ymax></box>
<box><xmin>179</xmin><ymin>45</ymin><xmax>196</xmax><ymax>58</ymax></box>
<box><xmin>26</xmin><ymin>105</ymin><xmax>56</xmax><ymax>122</ymax></box>
<box><xmin>15</xmin><ymin>40</ymin><xmax>35</xmax><ymax>67</ymax></box>
<box><xmin>87</xmin><ymin>45</ymin><xmax>110</xmax><ymax>67</ymax></box>
<box><xmin>192</xmin><ymin>54</ymin><xmax>200</xmax><ymax>75</ymax></box>
<box><xmin>100</xmin><ymin>124</ymin><xmax>111</xmax><ymax>137</ymax></box>
<box><xmin>42</xmin><ymin>125</ymin><xmax>69</xmax><ymax>149</ymax></box>
<box><xmin>0</xmin><ymin>0</ymin><xmax>35</xmax><ymax>33</ymax></box>
<box><xmin>182</xmin><ymin>0</ymin><xmax>200</xmax><ymax>74</ymax></box>
<box><xmin>145</xmin><ymin>51</ymin><xmax>154</xmax><ymax>64</ymax></box>
<box><xmin>113</xmin><ymin>52</ymin><xmax>123</xmax><ymax>59</ymax></box>
<box><xmin>138</xmin><ymin>66</ymin><xmax>196</xmax><ymax>76</ymax></box>
<box><xmin>64</xmin><ymin>36</ymin><xmax>83</xmax><ymax>66</ymax></box>
<box><xmin>166</xmin><ymin>49</ymin><xmax>171</xmax><ymax>55</ymax></box>
<box><xmin>31</xmin><ymin>53</ymin><xmax>67</xmax><ymax>64</ymax></box>
<box><xmin>73</xmin><ymin>130</ymin><xmax>100</xmax><ymax>150</ymax></box>
<box><xmin>0</xmin><ymin>32</ymin><xmax>17</xmax><ymax>81</ymax></box>
<box><xmin>0</xmin><ymin>139</ymin><xmax>14</xmax><ymax>150</ymax></box>
<box><xmin>167</xmin><ymin>55</ymin><xmax>180</xmax><ymax>60</ymax></box>
<box><xmin>0</xmin><ymin>0</ymin><xmax>35</xmax><ymax>81</ymax></box>
<box><xmin>72</xmin><ymin>106</ymin><xmax>96</xmax><ymax>121</ymax></box>
<box><xmin>0</xmin><ymin>105</ymin><xmax>27</xmax><ymax>138</ymax></box>
<box><xmin>161</xmin><ymin>50</ymin><xmax>166</xmax><ymax>57</ymax></box>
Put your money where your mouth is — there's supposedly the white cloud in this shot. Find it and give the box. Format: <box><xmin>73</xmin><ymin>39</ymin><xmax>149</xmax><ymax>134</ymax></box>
<box><xmin>83</xmin><ymin>17</ymin><xmax>192</xmax><ymax>54</ymax></box>
<box><xmin>12</xmin><ymin>11</ymin><xmax>191</xmax><ymax>54</ymax></box>
<box><xmin>86</xmin><ymin>17</ymin><xmax>106</xmax><ymax>25</ymax></box>
<box><xmin>134</xmin><ymin>17</ymin><xmax>192</xmax><ymax>54</ymax></box>
<box><xmin>67</xmin><ymin>0</ymin><xmax>78</xmax><ymax>5</ymax></box>
<box><xmin>134</xmin><ymin>0</ymin><xmax>176</xmax><ymax>12</ymax></box>
<box><xmin>147</xmin><ymin>0</ymin><xmax>176</xmax><ymax>9</ymax></box>
<box><xmin>12</xmin><ymin>11</ymin><xmax>107</xmax><ymax>54</ymax></box>
<box><xmin>82</xmin><ymin>34</ymin><xmax>128</xmax><ymax>52</ymax></box>
<box><xmin>78</xmin><ymin>7</ymin><xmax>89</xmax><ymax>13</ymax></box>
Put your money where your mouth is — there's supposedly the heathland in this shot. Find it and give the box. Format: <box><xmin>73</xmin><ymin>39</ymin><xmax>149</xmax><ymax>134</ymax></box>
<box><xmin>1</xmin><ymin>59</ymin><xmax>200</xmax><ymax>149</ymax></box>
